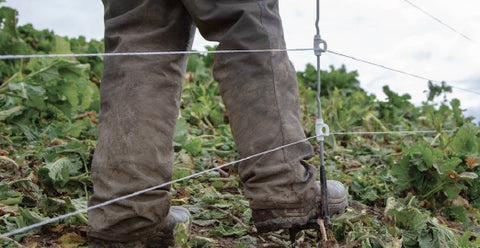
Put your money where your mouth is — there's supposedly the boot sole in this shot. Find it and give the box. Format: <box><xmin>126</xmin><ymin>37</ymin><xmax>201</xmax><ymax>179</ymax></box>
<box><xmin>146</xmin><ymin>232</ymin><xmax>175</xmax><ymax>248</ymax></box>
<box><xmin>255</xmin><ymin>195</ymin><xmax>348</xmax><ymax>233</ymax></box>
<box><xmin>255</xmin><ymin>214</ymin><xmax>313</xmax><ymax>233</ymax></box>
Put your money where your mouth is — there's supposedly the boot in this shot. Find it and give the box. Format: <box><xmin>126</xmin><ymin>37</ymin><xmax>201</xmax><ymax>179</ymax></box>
<box><xmin>252</xmin><ymin>180</ymin><xmax>348</xmax><ymax>233</ymax></box>
<box><xmin>144</xmin><ymin>206</ymin><xmax>192</xmax><ymax>248</ymax></box>
<box><xmin>89</xmin><ymin>206</ymin><xmax>192</xmax><ymax>248</ymax></box>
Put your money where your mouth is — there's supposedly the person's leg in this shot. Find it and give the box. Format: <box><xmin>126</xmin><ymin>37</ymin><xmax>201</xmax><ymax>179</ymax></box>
<box><xmin>88</xmin><ymin>0</ymin><xmax>194</xmax><ymax>242</ymax></box>
<box><xmin>181</xmin><ymin>0</ymin><xmax>320</xmax><ymax>231</ymax></box>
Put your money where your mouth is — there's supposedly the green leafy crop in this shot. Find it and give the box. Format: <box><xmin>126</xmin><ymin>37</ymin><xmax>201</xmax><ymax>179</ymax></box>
<box><xmin>0</xmin><ymin>5</ymin><xmax>479</xmax><ymax>247</ymax></box>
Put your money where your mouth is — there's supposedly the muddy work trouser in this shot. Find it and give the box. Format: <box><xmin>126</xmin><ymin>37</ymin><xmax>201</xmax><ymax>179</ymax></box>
<box><xmin>88</xmin><ymin>0</ymin><xmax>319</xmax><ymax>241</ymax></box>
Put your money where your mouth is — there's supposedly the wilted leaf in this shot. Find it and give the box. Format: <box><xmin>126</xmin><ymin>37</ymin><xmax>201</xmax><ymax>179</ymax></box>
<box><xmin>458</xmin><ymin>172</ymin><xmax>478</xmax><ymax>180</ymax></box>
<box><xmin>174</xmin><ymin>219</ymin><xmax>190</xmax><ymax>248</ymax></box>
<box><xmin>451</xmin><ymin>196</ymin><xmax>469</xmax><ymax>207</ymax></box>
<box><xmin>58</xmin><ymin>232</ymin><xmax>86</xmax><ymax>248</ymax></box>
<box><xmin>0</xmin><ymin>204</ymin><xmax>20</xmax><ymax>215</ymax></box>
<box><xmin>466</xmin><ymin>157</ymin><xmax>478</xmax><ymax>169</ymax></box>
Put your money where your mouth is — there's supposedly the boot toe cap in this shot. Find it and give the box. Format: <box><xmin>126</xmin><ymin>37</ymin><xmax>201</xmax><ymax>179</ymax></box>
<box><xmin>326</xmin><ymin>180</ymin><xmax>348</xmax><ymax>214</ymax></box>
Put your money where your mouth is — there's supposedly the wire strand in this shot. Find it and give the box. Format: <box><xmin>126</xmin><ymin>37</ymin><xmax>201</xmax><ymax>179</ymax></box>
<box><xmin>0</xmin><ymin>129</ymin><xmax>452</xmax><ymax>238</ymax></box>
<box><xmin>448</xmin><ymin>85</ymin><xmax>480</xmax><ymax>96</ymax></box>
<box><xmin>326</xmin><ymin>50</ymin><xmax>480</xmax><ymax>96</ymax></box>
<box><xmin>2</xmin><ymin>47</ymin><xmax>479</xmax><ymax>96</ymax></box>
<box><xmin>0</xmin><ymin>134</ymin><xmax>316</xmax><ymax>238</ymax></box>
<box><xmin>330</xmin><ymin>130</ymin><xmax>452</xmax><ymax>135</ymax></box>
<box><xmin>326</xmin><ymin>50</ymin><xmax>436</xmax><ymax>82</ymax></box>
<box><xmin>402</xmin><ymin>0</ymin><xmax>475</xmax><ymax>43</ymax></box>
<box><xmin>0</xmin><ymin>48</ymin><xmax>313</xmax><ymax>60</ymax></box>
<box><xmin>2</xmin><ymin>46</ymin><xmax>479</xmax><ymax>96</ymax></box>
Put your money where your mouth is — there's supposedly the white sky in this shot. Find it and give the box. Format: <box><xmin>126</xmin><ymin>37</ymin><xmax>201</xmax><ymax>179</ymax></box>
<box><xmin>3</xmin><ymin>0</ymin><xmax>480</xmax><ymax>122</ymax></box>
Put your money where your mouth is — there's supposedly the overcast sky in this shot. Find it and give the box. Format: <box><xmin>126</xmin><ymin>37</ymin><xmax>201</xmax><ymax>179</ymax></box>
<box><xmin>3</xmin><ymin>0</ymin><xmax>480</xmax><ymax>122</ymax></box>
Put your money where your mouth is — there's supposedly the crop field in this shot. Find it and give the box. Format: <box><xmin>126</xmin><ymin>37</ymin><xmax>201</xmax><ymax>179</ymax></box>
<box><xmin>1</xmin><ymin>6</ymin><xmax>479</xmax><ymax>248</ymax></box>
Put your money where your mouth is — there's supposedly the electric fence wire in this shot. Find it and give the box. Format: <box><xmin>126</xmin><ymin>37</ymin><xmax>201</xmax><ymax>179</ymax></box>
<box><xmin>0</xmin><ymin>48</ymin><xmax>314</xmax><ymax>60</ymax></box>
<box><xmin>0</xmin><ymin>129</ymin><xmax>451</xmax><ymax>238</ymax></box>
<box><xmin>325</xmin><ymin>50</ymin><xmax>480</xmax><ymax>96</ymax></box>
<box><xmin>402</xmin><ymin>0</ymin><xmax>476</xmax><ymax>43</ymax></box>
<box><xmin>0</xmin><ymin>47</ymin><xmax>478</xmax><ymax>96</ymax></box>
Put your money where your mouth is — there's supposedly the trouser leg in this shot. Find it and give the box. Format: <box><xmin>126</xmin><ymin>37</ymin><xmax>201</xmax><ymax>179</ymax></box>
<box><xmin>88</xmin><ymin>0</ymin><xmax>194</xmax><ymax>241</ymax></box>
<box><xmin>182</xmin><ymin>0</ymin><xmax>319</xmax><ymax>212</ymax></box>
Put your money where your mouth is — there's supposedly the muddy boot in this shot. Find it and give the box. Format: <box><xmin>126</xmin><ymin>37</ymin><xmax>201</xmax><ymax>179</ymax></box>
<box><xmin>89</xmin><ymin>206</ymin><xmax>192</xmax><ymax>248</ymax></box>
<box><xmin>252</xmin><ymin>180</ymin><xmax>348</xmax><ymax>233</ymax></box>
<box><xmin>145</xmin><ymin>206</ymin><xmax>192</xmax><ymax>248</ymax></box>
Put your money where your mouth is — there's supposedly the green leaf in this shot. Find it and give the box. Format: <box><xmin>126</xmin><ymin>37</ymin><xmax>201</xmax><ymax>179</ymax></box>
<box><xmin>418</xmin><ymin>230</ymin><xmax>435</xmax><ymax>248</ymax></box>
<box><xmin>63</xmin><ymin>118</ymin><xmax>90</xmax><ymax>138</ymax></box>
<box><xmin>193</xmin><ymin>219</ymin><xmax>217</xmax><ymax>227</ymax></box>
<box><xmin>392</xmin><ymin>158</ymin><xmax>412</xmax><ymax>192</ymax></box>
<box><xmin>439</xmin><ymin>158</ymin><xmax>462</xmax><ymax>175</ymax></box>
<box><xmin>395</xmin><ymin>207</ymin><xmax>428</xmax><ymax>232</ymax></box>
<box><xmin>173</xmin><ymin>168</ymin><xmax>191</xmax><ymax>181</ymax></box>
<box><xmin>37</xmin><ymin>63</ymin><xmax>62</xmax><ymax>82</ymax></box>
<box><xmin>173</xmin><ymin>118</ymin><xmax>189</xmax><ymax>148</ymax></box>
<box><xmin>186</xmin><ymin>54</ymin><xmax>205</xmax><ymax>73</ymax></box>
<box><xmin>54</xmin><ymin>35</ymin><xmax>72</xmax><ymax>55</ymax></box>
<box><xmin>78</xmin><ymin>81</ymin><xmax>99</xmax><ymax>111</ymax></box>
<box><xmin>457</xmin><ymin>231</ymin><xmax>480</xmax><ymax>248</ymax></box>
<box><xmin>450</xmin><ymin>123</ymin><xmax>478</xmax><ymax>155</ymax></box>
<box><xmin>210</xmin><ymin>223</ymin><xmax>247</xmax><ymax>237</ymax></box>
<box><xmin>184</xmin><ymin>137</ymin><xmax>202</xmax><ymax>156</ymax></box>
<box><xmin>16</xmin><ymin>208</ymin><xmax>49</xmax><ymax>235</ymax></box>
<box><xmin>386</xmin><ymin>197</ymin><xmax>428</xmax><ymax>233</ymax></box>
<box><xmin>421</xmin><ymin>148</ymin><xmax>434</xmax><ymax>170</ymax></box>
<box><xmin>63</xmin><ymin>197</ymin><xmax>88</xmax><ymax>224</ymax></box>
<box><xmin>0</xmin><ymin>183</ymin><xmax>23</xmax><ymax>205</ymax></box>
<box><xmin>9</xmin><ymin>81</ymin><xmax>46</xmax><ymax>110</ymax></box>
<box><xmin>60</xmin><ymin>80</ymin><xmax>79</xmax><ymax>110</ymax></box>
<box><xmin>444</xmin><ymin>205</ymin><xmax>469</xmax><ymax>225</ymax></box>
<box><xmin>41</xmin><ymin>157</ymin><xmax>80</xmax><ymax>186</ymax></box>
<box><xmin>443</xmin><ymin>183</ymin><xmax>462</xmax><ymax>199</ymax></box>
<box><xmin>0</xmin><ymin>105</ymin><xmax>23</xmax><ymax>121</ymax></box>
<box><xmin>0</xmin><ymin>6</ymin><xmax>19</xmax><ymax>38</ymax></box>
